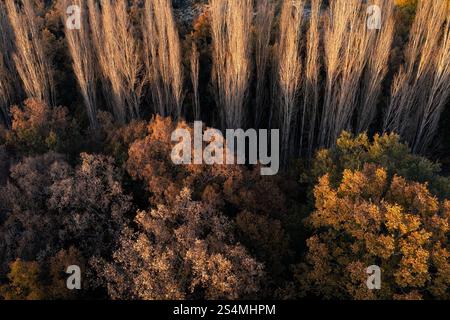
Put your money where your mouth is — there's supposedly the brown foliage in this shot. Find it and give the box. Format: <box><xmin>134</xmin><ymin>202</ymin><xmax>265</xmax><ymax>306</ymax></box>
<box><xmin>126</xmin><ymin>116</ymin><xmax>287</xmax><ymax>216</ymax></box>
<box><xmin>92</xmin><ymin>188</ymin><xmax>264</xmax><ymax>299</ymax></box>
<box><xmin>124</xmin><ymin>116</ymin><xmax>291</xmax><ymax>294</ymax></box>
<box><xmin>6</xmin><ymin>99</ymin><xmax>78</xmax><ymax>155</ymax></box>
<box><xmin>0</xmin><ymin>151</ymin><xmax>132</xmax><ymax>278</ymax></box>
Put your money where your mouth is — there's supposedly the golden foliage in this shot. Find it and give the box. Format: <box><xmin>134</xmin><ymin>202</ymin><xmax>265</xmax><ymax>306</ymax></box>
<box><xmin>298</xmin><ymin>164</ymin><xmax>450</xmax><ymax>299</ymax></box>
<box><xmin>0</xmin><ymin>259</ymin><xmax>44</xmax><ymax>300</ymax></box>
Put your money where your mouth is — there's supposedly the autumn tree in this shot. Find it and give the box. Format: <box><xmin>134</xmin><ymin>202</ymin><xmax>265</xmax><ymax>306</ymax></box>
<box><xmin>61</xmin><ymin>0</ymin><xmax>99</xmax><ymax>128</ymax></box>
<box><xmin>384</xmin><ymin>0</ymin><xmax>450</xmax><ymax>153</ymax></box>
<box><xmin>253</xmin><ymin>0</ymin><xmax>274</xmax><ymax>129</ymax></box>
<box><xmin>91</xmin><ymin>188</ymin><xmax>265</xmax><ymax>299</ymax></box>
<box><xmin>0</xmin><ymin>152</ymin><xmax>132</xmax><ymax>295</ymax></box>
<box><xmin>0</xmin><ymin>259</ymin><xmax>44</xmax><ymax>300</ymax></box>
<box><xmin>272</xmin><ymin>0</ymin><xmax>304</xmax><ymax>162</ymax></box>
<box><xmin>5</xmin><ymin>0</ymin><xmax>55</xmax><ymax>106</ymax></box>
<box><xmin>87</xmin><ymin>0</ymin><xmax>144</xmax><ymax>123</ymax></box>
<box><xmin>0</xmin><ymin>1</ymin><xmax>19</xmax><ymax>126</ymax></box>
<box><xmin>47</xmin><ymin>153</ymin><xmax>133</xmax><ymax>257</ymax></box>
<box><xmin>125</xmin><ymin>116</ymin><xmax>291</xmax><ymax>294</ymax></box>
<box><xmin>126</xmin><ymin>116</ymin><xmax>287</xmax><ymax>215</ymax></box>
<box><xmin>306</xmin><ymin>132</ymin><xmax>450</xmax><ymax>199</ymax></box>
<box><xmin>210</xmin><ymin>0</ymin><xmax>253</xmax><ymax>129</ymax></box>
<box><xmin>142</xmin><ymin>0</ymin><xmax>184</xmax><ymax>119</ymax></box>
<box><xmin>296</xmin><ymin>164</ymin><xmax>450</xmax><ymax>299</ymax></box>
<box><xmin>0</xmin><ymin>152</ymin><xmax>70</xmax><ymax>275</ymax></box>
<box><xmin>45</xmin><ymin>247</ymin><xmax>86</xmax><ymax>299</ymax></box>
<box><xmin>0</xmin><ymin>248</ymin><xmax>86</xmax><ymax>300</ymax></box>
<box><xmin>95</xmin><ymin>111</ymin><xmax>148</xmax><ymax>165</ymax></box>
<box><xmin>5</xmin><ymin>99</ymin><xmax>81</xmax><ymax>156</ymax></box>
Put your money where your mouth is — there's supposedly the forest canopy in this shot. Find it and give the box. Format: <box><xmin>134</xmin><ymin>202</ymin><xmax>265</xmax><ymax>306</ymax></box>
<box><xmin>0</xmin><ymin>0</ymin><xmax>449</xmax><ymax>300</ymax></box>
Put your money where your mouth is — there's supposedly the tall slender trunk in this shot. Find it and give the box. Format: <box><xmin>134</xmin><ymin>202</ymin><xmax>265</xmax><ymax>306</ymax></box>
<box><xmin>190</xmin><ymin>42</ymin><xmax>200</xmax><ymax>121</ymax></box>
<box><xmin>88</xmin><ymin>0</ymin><xmax>143</xmax><ymax>124</ymax></box>
<box><xmin>254</xmin><ymin>0</ymin><xmax>274</xmax><ymax>129</ymax></box>
<box><xmin>210</xmin><ymin>0</ymin><xmax>253</xmax><ymax>129</ymax></box>
<box><xmin>0</xmin><ymin>3</ymin><xmax>17</xmax><ymax>126</ymax></box>
<box><xmin>356</xmin><ymin>0</ymin><xmax>394</xmax><ymax>134</ymax></box>
<box><xmin>142</xmin><ymin>0</ymin><xmax>184</xmax><ymax>119</ymax></box>
<box><xmin>384</xmin><ymin>0</ymin><xmax>449</xmax><ymax>154</ymax></box>
<box><xmin>319</xmin><ymin>0</ymin><xmax>370</xmax><ymax>147</ymax></box>
<box><xmin>300</xmin><ymin>0</ymin><xmax>322</xmax><ymax>157</ymax></box>
<box><xmin>5</xmin><ymin>0</ymin><xmax>55</xmax><ymax>107</ymax></box>
<box><xmin>62</xmin><ymin>0</ymin><xmax>98</xmax><ymax>128</ymax></box>
<box><xmin>276</xmin><ymin>0</ymin><xmax>304</xmax><ymax>163</ymax></box>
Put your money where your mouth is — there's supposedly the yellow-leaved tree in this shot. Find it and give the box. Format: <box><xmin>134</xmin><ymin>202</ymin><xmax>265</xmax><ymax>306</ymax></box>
<box><xmin>297</xmin><ymin>163</ymin><xmax>450</xmax><ymax>299</ymax></box>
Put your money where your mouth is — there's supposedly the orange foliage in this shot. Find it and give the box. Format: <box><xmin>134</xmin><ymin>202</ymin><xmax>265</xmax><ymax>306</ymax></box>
<box><xmin>6</xmin><ymin>98</ymin><xmax>79</xmax><ymax>154</ymax></box>
<box><xmin>126</xmin><ymin>116</ymin><xmax>287</xmax><ymax>216</ymax></box>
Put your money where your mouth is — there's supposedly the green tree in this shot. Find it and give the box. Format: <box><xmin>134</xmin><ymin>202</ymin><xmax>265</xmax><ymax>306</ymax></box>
<box><xmin>305</xmin><ymin>132</ymin><xmax>450</xmax><ymax>199</ymax></box>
